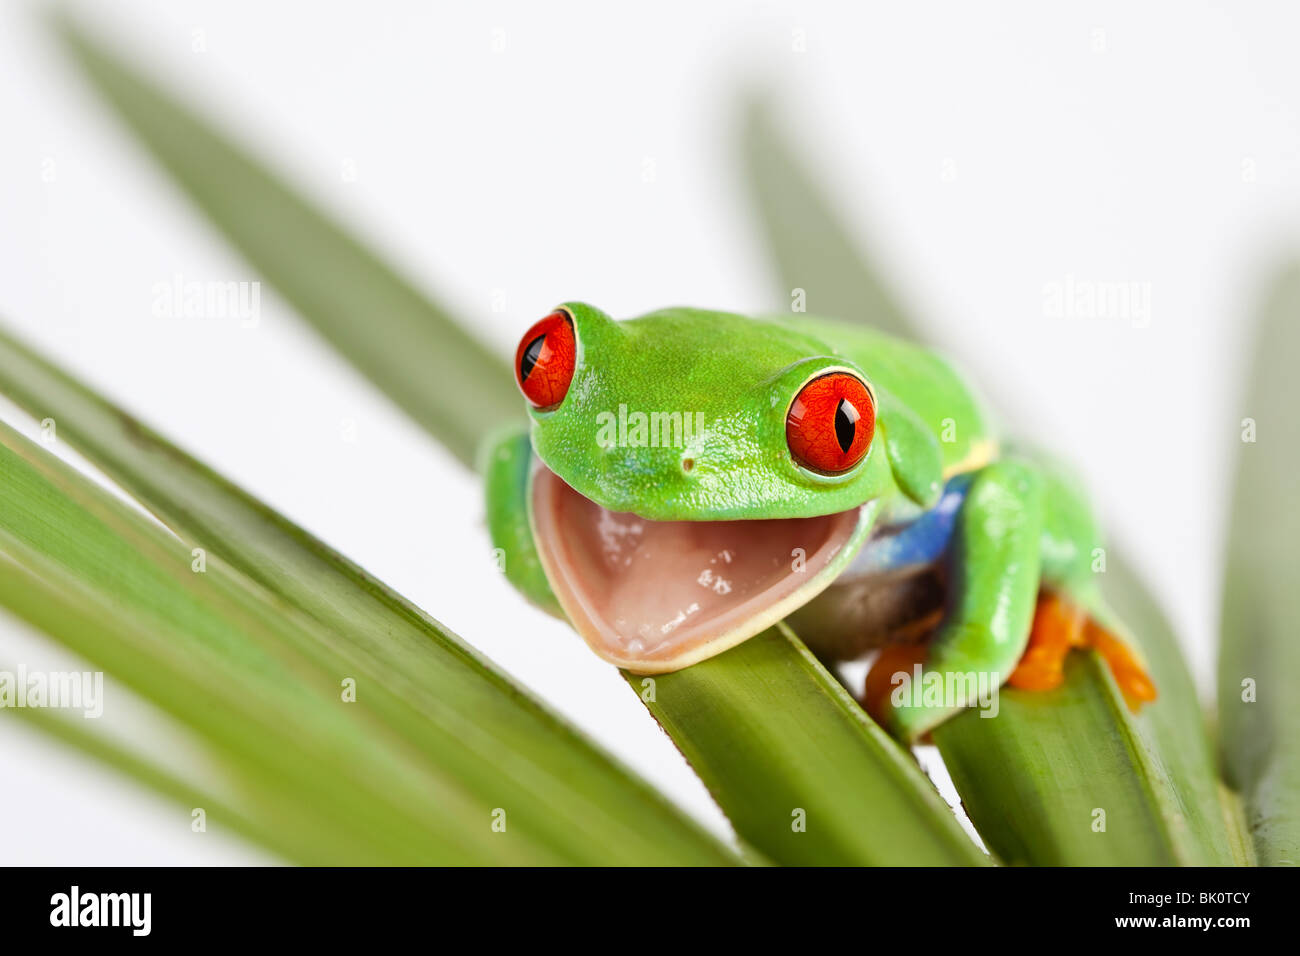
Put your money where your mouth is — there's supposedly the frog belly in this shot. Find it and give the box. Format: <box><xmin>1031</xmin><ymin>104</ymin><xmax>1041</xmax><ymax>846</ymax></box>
<box><xmin>786</xmin><ymin>563</ymin><xmax>946</xmax><ymax>660</ymax></box>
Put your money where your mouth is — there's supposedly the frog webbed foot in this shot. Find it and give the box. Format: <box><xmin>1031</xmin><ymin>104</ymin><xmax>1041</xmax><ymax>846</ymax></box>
<box><xmin>1009</xmin><ymin>591</ymin><xmax>1156</xmax><ymax>710</ymax></box>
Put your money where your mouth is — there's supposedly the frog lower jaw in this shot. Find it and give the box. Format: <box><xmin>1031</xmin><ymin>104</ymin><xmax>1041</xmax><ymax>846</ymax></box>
<box><xmin>530</xmin><ymin>464</ymin><xmax>870</xmax><ymax>673</ymax></box>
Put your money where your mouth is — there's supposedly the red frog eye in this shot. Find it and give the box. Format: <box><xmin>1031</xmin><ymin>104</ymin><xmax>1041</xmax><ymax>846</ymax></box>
<box><xmin>786</xmin><ymin>371</ymin><xmax>875</xmax><ymax>474</ymax></box>
<box><xmin>515</xmin><ymin>310</ymin><xmax>576</xmax><ymax>409</ymax></box>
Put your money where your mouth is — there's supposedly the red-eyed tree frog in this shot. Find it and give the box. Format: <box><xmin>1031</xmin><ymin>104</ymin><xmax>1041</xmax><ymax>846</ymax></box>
<box><xmin>484</xmin><ymin>303</ymin><xmax>1155</xmax><ymax>741</ymax></box>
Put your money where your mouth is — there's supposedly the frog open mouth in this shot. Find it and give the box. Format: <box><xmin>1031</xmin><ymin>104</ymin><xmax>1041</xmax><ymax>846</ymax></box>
<box><xmin>530</xmin><ymin>465</ymin><xmax>867</xmax><ymax>673</ymax></box>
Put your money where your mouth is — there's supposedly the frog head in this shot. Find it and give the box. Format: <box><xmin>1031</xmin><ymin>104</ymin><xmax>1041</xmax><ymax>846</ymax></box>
<box><xmin>516</xmin><ymin>302</ymin><xmax>896</xmax><ymax>672</ymax></box>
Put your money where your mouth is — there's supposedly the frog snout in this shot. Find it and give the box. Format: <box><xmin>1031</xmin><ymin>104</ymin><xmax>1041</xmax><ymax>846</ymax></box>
<box><xmin>590</xmin><ymin>443</ymin><xmax>701</xmax><ymax>502</ymax></box>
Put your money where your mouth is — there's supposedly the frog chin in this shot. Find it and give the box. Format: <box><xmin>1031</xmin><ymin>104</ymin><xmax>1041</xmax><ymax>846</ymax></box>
<box><xmin>529</xmin><ymin>464</ymin><xmax>872</xmax><ymax>674</ymax></box>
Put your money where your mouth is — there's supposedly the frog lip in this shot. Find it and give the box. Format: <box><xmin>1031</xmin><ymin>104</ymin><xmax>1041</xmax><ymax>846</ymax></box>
<box><xmin>530</xmin><ymin>464</ymin><xmax>867</xmax><ymax>673</ymax></box>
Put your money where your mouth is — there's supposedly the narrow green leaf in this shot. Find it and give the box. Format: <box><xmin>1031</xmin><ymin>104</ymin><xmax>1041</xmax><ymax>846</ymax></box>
<box><xmin>742</xmin><ymin>93</ymin><xmax>1234</xmax><ymax>865</ymax></box>
<box><xmin>51</xmin><ymin>12</ymin><xmax>520</xmax><ymax>468</ymax></box>
<box><xmin>0</xmin><ymin>354</ymin><xmax>739</xmax><ymax>866</ymax></box>
<box><xmin>44</xmin><ymin>22</ymin><xmax>987</xmax><ymax>866</ymax></box>
<box><xmin>2</xmin><ymin>428</ymin><xmax>484</xmax><ymax>864</ymax></box>
<box><xmin>1106</xmin><ymin>551</ymin><xmax>1251</xmax><ymax>865</ymax></box>
<box><xmin>1218</xmin><ymin>263</ymin><xmax>1300</xmax><ymax>866</ymax></box>
<box><xmin>635</xmin><ymin>625</ymin><xmax>988</xmax><ymax>866</ymax></box>
<box><xmin>935</xmin><ymin>655</ymin><xmax>1179</xmax><ymax>865</ymax></box>
<box><xmin>1217</xmin><ymin>782</ymin><xmax>1258</xmax><ymax>868</ymax></box>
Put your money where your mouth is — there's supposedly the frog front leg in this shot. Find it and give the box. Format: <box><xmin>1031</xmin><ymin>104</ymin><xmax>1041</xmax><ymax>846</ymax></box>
<box><xmin>872</xmin><ymin>460</ymin><xmax>1045</xmax><ymax>742</ymax></box>
<box><xmin>482</xmin><ymin>424</ymin><xmax>563</xmax><ymax>617</ymax></box>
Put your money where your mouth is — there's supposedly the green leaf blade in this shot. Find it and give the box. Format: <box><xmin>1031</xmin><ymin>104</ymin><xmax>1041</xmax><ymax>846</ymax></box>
<box><xmin>936</xmin><ymin>655</ymin><xmax>1178</xmax><ymax>866</ymax></box>
<box><xmin>741</xmin><ymin>98</ymin><xmax>915</xmax><ymax>337</ymax></box>
<box><xmin>1106</xmin><ymin>552</ymin><xmax>1251</xmax><ymax>865</ymax></box>
<box><xmin>637</xmin><ymin>626</ymin><xmax>988</xmax><ymax>866</ymax></box>
<box><xmin>1218</xmin><ymin>264</ymin><xmax>1300</xmax><ymax>866</ymax></box>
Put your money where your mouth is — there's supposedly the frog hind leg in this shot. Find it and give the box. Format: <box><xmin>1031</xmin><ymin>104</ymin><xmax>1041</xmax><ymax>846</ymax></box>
<box><xmin>1007</xmin><ymin>590</ymin><xmax>1157</xmax><ymax>709</ymax></box>
<box><xmin>1017</xmin><ymin>463</ymin><xmax>1157</xmax><ymax>709</ymax></box>
<box><xmin>879</xmin><ymin>460</ymin><xmax>1046</xmax><ymax>743</ymax></box>
<box><xmin>1007</xmin><ymin>591</ymin><xmax>1087</xmax><ymax>691</ymax></box>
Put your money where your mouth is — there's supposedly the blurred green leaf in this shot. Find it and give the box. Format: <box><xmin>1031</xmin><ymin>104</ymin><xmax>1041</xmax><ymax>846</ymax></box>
<box><xmin>634</xmin><ymin>625</ymin><xmax>988</xmax><ymax>866</ymax></box>
<box><xmin>2</xmin><ymin>423</ymin><xmax>484</xmax><ymax>864</ymax></box>
<box><xmin>1218</xmin><ymin>264</ymin><xmax>1300</xmax><ymax>866</ymax></box>
<box><xmin>741</xmin><ymin>97</ymin><xmax>915</xmax><ymax>338</ymax></box>
<box><xmin>52</xmin><ymin>11</ymin><xmax>519</xmax><ymax>469</ymax></box>
<box><xmin>0</xmin><ymin>337</ymin><xmax>739</xmax><ymax>866</ymax></box>
<box><xmin>741</xmin><ymin>92</ymin><xmax>1235</xmax><ymax>865</ymax></box>
<box><xmin>1106</xmin><ymin>551</ymin><xmax>1252</xmax><ymax>865</ymax></box>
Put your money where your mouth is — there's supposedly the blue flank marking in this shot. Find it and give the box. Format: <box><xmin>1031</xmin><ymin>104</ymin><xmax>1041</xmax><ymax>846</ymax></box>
<box><xmin>852</xmin><ymin>472</ymin><xmax>974</xmax><ymax>576</ymax></box>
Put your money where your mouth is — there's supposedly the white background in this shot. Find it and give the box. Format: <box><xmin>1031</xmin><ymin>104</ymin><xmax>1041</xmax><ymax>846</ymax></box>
<box><xmin>1</xmin><ymin>0</ymin><xmax>1296</xmax><ymax>863</ymax></box>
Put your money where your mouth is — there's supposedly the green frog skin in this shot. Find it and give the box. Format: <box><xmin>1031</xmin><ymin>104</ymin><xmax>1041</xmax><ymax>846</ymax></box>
<box><xmin>484</xmin><ymin>303</ymin><xmax>1155</xmax><ymax>741</ymax></box>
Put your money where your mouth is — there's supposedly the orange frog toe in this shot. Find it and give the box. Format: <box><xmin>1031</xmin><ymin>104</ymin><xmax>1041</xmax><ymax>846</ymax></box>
<box><xmin>1086</xmin><ymin>622</ymin><xmax>1158</xmax><ymax>711</ymax></box>
<box><xmin>1007</xmin><ymin>593</ymin><xmax>1085</xmax><ymax>692</ymax></box>
<box><xmin>862</xmin><ymin>644</ymin><xmax>929</xmax><ymax>726</ymax></box>
<box><xmin>1009</xmin><ymin>592</ymin><xmax>1156</xmax><ymax>712</ymax></box>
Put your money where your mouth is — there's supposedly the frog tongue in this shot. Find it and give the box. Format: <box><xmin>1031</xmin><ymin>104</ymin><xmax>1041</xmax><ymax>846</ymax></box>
<box><xmin>531</xmin><ymin>465</ymin><xmax>862</xmax><ymax>673</ymax></box>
